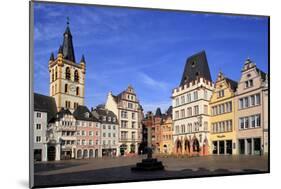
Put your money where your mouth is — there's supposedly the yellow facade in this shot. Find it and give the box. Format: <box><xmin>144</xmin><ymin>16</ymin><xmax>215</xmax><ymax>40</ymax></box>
<box><xmin>159</xmin><ymin>116</ymin><xmax>173</xmax><ymax>154</ymax></box>
<box><xmin>209</xmin><ymin>72</ymin><xmax>237</xmax><ymax>155</ymax></box>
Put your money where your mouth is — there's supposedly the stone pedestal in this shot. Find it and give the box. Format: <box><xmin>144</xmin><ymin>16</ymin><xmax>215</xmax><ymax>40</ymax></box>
<box><xmin>131</xmin><ymin>158</ymin><xmax>164</xmax><ymax>171</ymax></box>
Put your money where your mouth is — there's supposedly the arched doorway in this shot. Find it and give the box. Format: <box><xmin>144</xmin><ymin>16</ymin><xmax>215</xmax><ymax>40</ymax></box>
<box><xmin>95</xmin><ymin>149</ymin><xmax>98</xmax><ymax>158</ymax></box>
<box><xmin>83</xmin><ymin>149</ymin><xmax>88</xmax><ymax>158</ymax></box>
<box><xmin>193</xmin><ymin>138</ymin><xmax>200</xmax><ymax>152</ymax></box>
<box><xmin>47</xmin><ymin>146</ymin><xmax>56</xmax><ymax>161</ymax></box>
<box><xmin>120</xmin><ymin>144</ymin><xmax>127</xmax><ymax>155</ymax></box>
<box><xmin>184</xmin><ymin>139</ymin><xmax>190</xmax><ymax>153</ymax></box>
<box><xmin>163</xmin><ymin>144</ymin><xmax>167</xmax><ymax>153</ymax></box>
<box><xmin>176</xmin><ymin>139</ymin><xmax>182</xmax><ymax>154</ymax></box>
<box><xmin>77</xmin><ymin>149</ymin><xmax>82</xmax><ymax>159</ymax></box>
<box><xmin>130</xmin><ymin>144</ymin><xmax>136</xmax><ymax>153</ymax></box>
<box><xmin>89</xmin><ymin>149</ymin><xmax>94</xmax><ymax>158</ymax></box>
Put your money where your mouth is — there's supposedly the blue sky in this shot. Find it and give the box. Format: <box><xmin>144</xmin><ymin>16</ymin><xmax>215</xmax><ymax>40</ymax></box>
<box><xmin>33</xmin><ymin>2</ymin><xmax>268</xmax><ymax>113</ymax></box>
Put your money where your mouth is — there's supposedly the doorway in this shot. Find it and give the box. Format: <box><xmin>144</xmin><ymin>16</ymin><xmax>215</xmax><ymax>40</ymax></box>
<box><xmin>47</xmin><ymin>146</ymin><xmax>56</xmax><ymax>161</ymax></box>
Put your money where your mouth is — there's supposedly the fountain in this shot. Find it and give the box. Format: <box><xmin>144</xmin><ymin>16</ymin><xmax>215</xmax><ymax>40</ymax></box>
<box><xmin>131</xmin><ymin>147</ymin><xmax>164</xmax><ymax>171</ymax></box>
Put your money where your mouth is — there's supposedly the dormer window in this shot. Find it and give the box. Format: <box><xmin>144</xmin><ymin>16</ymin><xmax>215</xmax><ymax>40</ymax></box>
<box><xmin>108</xmin><ymin>117</ymin><xmax>111</xmax><ymax>122</ymax></box>
<box><xmin>191</xmin><ymin>61</ymin><xmax>196</xmax><ymax>67</ymax></box>
<box><xmin>84</xmin><ymin>112</ymin><xmax>89</xmax><ymax>118</ymax></box>
<box><xmin>113</xmin><ymin>117</ymin><xmax>116</xmax><ymax>122</ymax></box>
<box><xmin>102</xmin><ymin>116</ymin><xmax>106</xmax><ymax>121</ymax></box>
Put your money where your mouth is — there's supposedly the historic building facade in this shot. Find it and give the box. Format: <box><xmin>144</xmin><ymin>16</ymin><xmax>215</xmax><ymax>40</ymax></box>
<box><xmin>172</xmin><ymin>51</ymin><xmax>214</xmax><ymax>156</ymax></box>
<box><xmin>48</xmin><ymin>108</ymin><xmax>77</xmax><ymax>160</ymax></box>
<box><xmin>92</xmin><ymin>106</ymin><xmax>119</xmax><ymax>157</ymax></box>
<box><xmin>48</xmin><ymin>21</ymin><xmax>86</xmax><ymax>112</ymax></box>
<box><xmin>34</xmin><ymin>93</ymin><xmax>58</xmax><ymax>161</ymax></box>
<box><xmin>209</xmin><ymin>72</ymin><xmax>237</xmax><ymax>155</ymax></box>
<box><xmin>73</xmin><ymin>105</ymin><xmax>101</xmax><ymax>159</ymax></box>
<box><xmin>142</xmin><ymin>111</ymin><xmax>154</xmax><ymax>149</ymax></box>
<box><xmin>154</xmin><ymin>108</ymin><xmax>163</xmax><ymax>153</ymax></box>
<box><xmin>105</xmin><ymin>85</ymin><xmax>143</xmax><ymax>155</ymax></box>
<box><xmin>235</xmin><ymin>58</ymin><xmax>268</xmax><ymax>155</ymax></box>
<box><xmin>159</xmin><ymin>106</ymin><xmax>173</xmax><ymax>154</ymax></box>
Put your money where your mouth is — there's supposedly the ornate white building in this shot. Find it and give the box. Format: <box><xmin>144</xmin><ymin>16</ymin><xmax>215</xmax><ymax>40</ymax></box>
<box><xmin>172</xmin><ymin>51</ymin><xmax>214</xmax><ymax>156</ymax></box>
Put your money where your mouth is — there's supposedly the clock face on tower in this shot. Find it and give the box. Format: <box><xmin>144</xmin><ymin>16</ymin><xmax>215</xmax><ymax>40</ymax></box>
<box><xmin>70</xmin><ymin>84</ymin><xmax>76</xmax><ymax>92</ymax></box>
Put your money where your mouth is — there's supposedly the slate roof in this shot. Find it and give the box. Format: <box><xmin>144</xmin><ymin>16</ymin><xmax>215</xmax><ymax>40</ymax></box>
<box><xmin>180</xmin><ymin>51</ymin><xmax>212</xmax><ymax>86</ymax></box>
<box><xmin>54</xmin><ymin>108</ymin><xmax>73</xmax><ymax>121</ymax></box>
<box><xmin>34</xmin><ymin>93</ymin><xmax>57</xmax><ymax>123</ymax></box>
<box><xmin>92</xmin><ymin>107</ymin><xmax>118</xmax><ymax>124</ymax></box>
<box><xmin>62</xmin><ymin>23</ymin><xmax>76</xmax><ymax>62</ymax></box>
<box><xmin>73</xmin><ymin>105</ymin><xmax>99</xmax><ymax>122</ymax></box>
<box><xmin>256</xmin><ymin>68</ymin><xmax>267</xmax><ymax>81</ymax></box>
<box><xmin>225</xmin><ymin>77</ymin><xmax>238</xmax><ymax>92</ymax></box>
<box><xmin>166</xmin><ymin>106</ymin><xmax>172</xmax><ymax>116</ymax></box>
<box><xmin>155</xmin><ymin>107</ymin><xmax>162</xmax><ymax>117</ymax></box>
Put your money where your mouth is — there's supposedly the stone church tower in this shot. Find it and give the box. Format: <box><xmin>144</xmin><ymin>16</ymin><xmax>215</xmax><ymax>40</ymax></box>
<box><xmin>48</xmin><ymin>20</ymin><xmax>86</xmax><ymax>112</ymax></box>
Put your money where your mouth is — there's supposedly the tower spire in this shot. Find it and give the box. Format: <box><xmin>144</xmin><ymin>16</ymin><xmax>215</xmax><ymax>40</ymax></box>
<box><xmin>62</xmin><ymin>17</ymin><xmax>76</xmax><ymax>62</ymax></box>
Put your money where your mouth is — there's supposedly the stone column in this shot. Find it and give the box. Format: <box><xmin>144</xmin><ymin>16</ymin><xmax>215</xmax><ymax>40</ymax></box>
<box><xmin>55</xmin><ymin>144</ymin><xmax>61</xmax><ymax>161</ymax></box>
<box><xmin>245</xmin><ymin>139</ymin><xmax>248</xmax><ymax>155</ymax></box>
<box><xmin>251</xmin><ymin>138</ymin><xmax>254</xmax><ymax>155</ymax></box>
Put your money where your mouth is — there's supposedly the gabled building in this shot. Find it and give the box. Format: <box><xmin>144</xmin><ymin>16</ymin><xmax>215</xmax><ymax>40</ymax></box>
<box><xmin>48</xmin><ymin>20</ymin><xmax>86</xmax><ymax>112</ymax></box>
<box><xmin>105</xmin><ymin>85</ymin><xmax>143</xmax><ymax>156</ymax></box>
<box><xmin>209</xmin><ymin>72</ymin><xmax>238</xmax><ymax>155</ymax></box>
<box><xmin>235</xmin><ymin>58</ymin><xmax>268</xmax><ymax>155</ymax></box>
<box><xmin>172</xmin><ymin>51</ymin><xmax>214</xmax><ymax>156</ymax></box>
<box><xmin>48</xmin><ymin>108</ymin><xmax>77</xmax><ymax>160</ymax></box>
<box><xmin>92</xmin><ymin>106</ymin><xmax>119</xmax><ymax>157</ymax></box>
<box><xmin>33</xmin><ymin>93</ymin><xmax>57</xmax><ymax>161</ymax></box>
<box><xmin>159</xmin><ymin>106</ymin><xmax>173</xmax><ymax>154</ymax></box>
<box><xmin>73</xmin><ymin>105</ymin><xmax>101</xmax><ymax>159</ymax></box>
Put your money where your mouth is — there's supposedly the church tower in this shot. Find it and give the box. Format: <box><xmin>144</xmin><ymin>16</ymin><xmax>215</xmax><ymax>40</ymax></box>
<box><xmin>48</xmin><ymin>19</ymin><xmax>86</xmax><ymax>112</ymax></box>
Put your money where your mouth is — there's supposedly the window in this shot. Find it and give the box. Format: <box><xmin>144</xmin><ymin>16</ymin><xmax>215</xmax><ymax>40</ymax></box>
<box><xmin>193</xmin><ymin>91</ymin><xmax>198</xmax><ymax>101</ymax></box>
<box><xmin>256</xmin><ymin>93</ymin><xmax>261</xmax><ymax>105</ymax></box>
<box><xmin>82</xmin><ymin>130</ymin><xmax>86</xmax><ymax>136</ymax></box>
<box><xmin>82</xmin><ymin>140</ymin><xmax>86</xmax><ymax>145</ymax></box>
<box><xmin>77</xmin><ymin>140</ymin><xmax>80</xmax><ymax>145</ymax></box>
<box><xmin>217</xmin><ymin>90</ymin><xmax>224</xmax><ymax>98</ymax></box>
<box><xmin>194</xmin><ymin>105</ymin><xmax>199</xmax><ymax>115</ymax></box>
<box><xmin>76</xmin><ymin>87</ymin><xmax>80</xmax><ymax>96</ymax></box>
<box><xmin>187</xmin><ymin>107</ymin><xmax>192</xmax><ymax>117</ymax></box>
<box><xmin>132</xmin><ymin>113</ymin><xmax>135</xmax><ymax>119</ymax></box>
<box><xmin>175</xmin><ymin>98</ymin><xmax>179</xmax><ymax>106</ymax></box>
<box><xmin>121</xmin><ymin>131</ymin><xmax>127</xmax><ymax>140</ymax></box>
<box><xmin>132</xmin><ymin>122</ymin><xmax>136</xmax><ymax>128</ymax></box>
<box><xmin>132</xmin><ymin>132</ymin><xmax>136</xmax><ymax>140</ymax></box>
<box><xmin>175</xmin><ymin>125</ymin><xmax>179</xmax><ymax>134</ymax></box>
<box><xmin>89</xmin><ymin>131</ymin><xmax>93</xmax><ymax>136</ymax></box>
<box><xmin>55</xmin><ymin>67</ymin><xmax>57</xmax><ymax>80</ymax></box>
<box><xmin>251</xmin><ymin>115</ymin><xmax>256</xmax><ymax>128</ymax></box>
<box><xmin>113</xmin><ymin>125</ymin><xmax>116</xmax><ymax>130</ymax></box>
<box><xmin>103</xmin><ymin>133</ymin><xmax>106</xmax><ymax>137</ymax></box>
<box><xmin>36</xmin><ymin>112</ymin><xmax>41</xmax><ymax>118</ymax></box>
<box><xmin>175</xmin><ymin>111</ymin><xmax>179</xmax><ymax>119</ymax></box>
<box><xmin>36</xmin><ymin>124</ymin><xmax>41</xmax><ymax>130</ymax></box>
<box><xmin>77</xmin><ymin>131</ymin><xmax>80</xmax><ymax>136</ymax></box>
<box><xmin>180</xmin><ymin>109</ymin><xmax>185</xmax><ymax>118</ymax></box>
<box><xmin>256</xmin><ymin>114</ymin><xmax>261</xmax><ymax>127</ymax></box>
<box><xmin>181</xmin><ymin>124</ymin><xmax>185</xmax><ymax>133</ymax></box>
<box><xmin>36</xmin><ymin>136</ymin><xmax>41</xmax><ymax>143</ymax></box>
<box><xmin>187</xmin><ymin>94</ymin><xmax>191</xmax><ymax>103</ymax></box>
<box><xmin>245</xmin><ymin>97</ymin><xmax>249</xmax><ymax>108</ymax></box>
<box><xmin>74</xmin><ymin>102</ymin><xmax>79</xmax><ymax>110</ymax></box>
<box><xmin>113</xmin><ymin>117</ymin><xmax>116</xmax><ymax>122</ymax></box>
<box><xmin>239</xmin><ymin>99</ymin><xmax>243</xmax><ymax>109</ymax></box>
<box><xmin>204</xmin><ymin>105</ymin><xmax>208</xmax><ymax>114</ymax></box>
<box><xmin>245</xmin><ymin>79</ymin><xmax>253</xmax><ymax>88</ymax></box>
<box><xmin>74</xmin><ymin>70</ymin><xmax>79</xmax><ymax>82</ymax></box>
<box><xmin>96</xmin><ymin>140</ymin><xmax>99</xmax><ymax>145</ymax></box>
<box><xmin>113</xmin><ymin>133</ymin><xmax>116</xmax><ymax>137</ymax></box>
<box><xmin>51</xmin><ymin>69</ymin><xmax>54</xmax><ymax>82</ymax></box>
<box><xmin>128</xmin><ymin>103</ymin><xmax>133</xmax><ymax>109</ymax></box>
<box><xmin>65</xmin><ymin>84</ymin><xmax>68</xmax><ymax>93</ymax></box>
<box><xmin>108</xmin><ymin>133</ymin><xmax>111</xmax><ymax>137</ymax></box>
<box><xmin>245</xmin><ymin>117</ymin><xmax>249</xmax><ymax>128</ymax></box>
<box><xmin>204</xmin><ymin>121</ymin><xmax>208</xmax><ymax>131</ymax></box>
<box><xmin>65</xmin><ymin>67</ymin><xmax>71</xmax><ymax>80</ymax></box>
<box><xmin>89</xmin><ymin>140</ymin><xmax>93</xmax><ymax>145</ymax></box>
<box><xmin>181</xmin><ymin>95</ymin><xmax>185</xmax><ymax>104</ymax></box>
<box><xmin>65</xmin><ymin>101</ymin><xmax>71</xmax><ymax>109</ymax></box>
<box><xmin>204</xmin><ymin>90</ymin><xmax>208</xmax><ymax>99</ymax></box>
<box><xmin>96</xmin><ymin>131</ymin><xmax>99</xmax><ymax>136</ymax></box>
<box><xmin>250</xmin><ymin>95</ymin><xmax>255</xmax><ymax>106</ymax></box>
<box><xmin>121</xmin><ymin>111</ymin><xmax>127</xmax><ymax>118</ymax></box>
<box><xmin>121</xmin><ymin>121</ymin><xmax>127</xmax><ymax>128</ymax></box>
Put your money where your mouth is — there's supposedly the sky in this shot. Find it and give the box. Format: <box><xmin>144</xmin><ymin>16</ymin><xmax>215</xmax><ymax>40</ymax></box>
<box><xmin>33</xmin><ymin>2</ymin><xmax>268</xmax><ymax>114</ymax></box>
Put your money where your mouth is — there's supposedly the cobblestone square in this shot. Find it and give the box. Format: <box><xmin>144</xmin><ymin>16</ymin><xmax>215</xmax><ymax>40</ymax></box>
<box><xmin>34</xmin><ymin>155</ymin><xmax>268</xmax><ymax>187</ymax></box>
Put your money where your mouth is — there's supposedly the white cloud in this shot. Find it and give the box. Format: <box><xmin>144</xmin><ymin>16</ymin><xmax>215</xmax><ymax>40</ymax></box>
<box><xmin>138</xmin><ymin>72</ymin><xmax>169</xmax><ymax>90</ymax></box>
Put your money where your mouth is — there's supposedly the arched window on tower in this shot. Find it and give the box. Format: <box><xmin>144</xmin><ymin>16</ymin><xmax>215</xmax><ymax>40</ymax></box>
<box><xmin>65</xmin><ymin>84</ymin><xmax>68</xmax><ymax>93</ymax></box>
<box><xmin>55</xmin><ymin>67</ymin><xmax>58</xmax><ymax>80</ymax></box>
<box><xmin>76</xmin><ymin>87</ymin><xmax>80</xmax><ymax>96</ymax></box>
<box><xmin>65</xmin><ymin>67</ymin><xmax>71</xmax><ymax>80</ymax></box>
<box><xmin>51</xmin><ymin>69</ymin><xmax>54</xmax><ymax>82</ymax></box>
<box><xmin>74</xmin><ymin>70</ymin><xmax>79</xmax><ymax>82</ymax></box>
